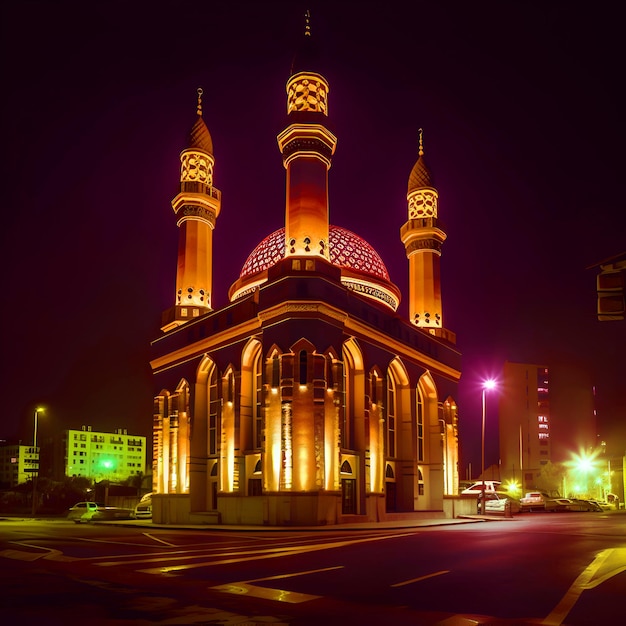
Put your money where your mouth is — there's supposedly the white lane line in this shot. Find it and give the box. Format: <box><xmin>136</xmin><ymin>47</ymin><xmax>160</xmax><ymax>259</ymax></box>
<box><xmin>143</xmin><ymin>533</ymin><xmax>177</xmax><ymax>547</ymax></box>
<box><xmin>134</xmin><ymin>533</ymin><xmax>410</xmax><ymax>574</ymax></box>
<box><xmin>541</xmin><ymin>548</ymin><xmax>613</xmax><ymax>625</ymax></box>
<box><xmin>1</xmin><ymin>544</ymin><xmax>77</xmax><ymax>562</ymax></box>
<box><xmin>391</xmin><ymin>570</ymin><xmax>450</xmax><ymax>587</ymax></box>
<box><xmin>212</xmin><ymin>566</ymin><xmax>343</xmax><ymax>604</ymax></box>
<box><xmin>243</xmin><ymin>565</ymin><xmax>344</xmax><ymax>583</ymax></box>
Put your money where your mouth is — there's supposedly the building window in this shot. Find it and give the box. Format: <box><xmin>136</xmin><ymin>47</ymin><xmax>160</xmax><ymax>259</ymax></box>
<box><xmin>209</xmin><ymin>368</ymin><xmax>219</xmax><ymax>455</ymax></box>
<box><xmin>386</xmin><ymin>374</ymin><xmax>396</xmax><ymax>458</ymax></box>
<box><xmin>271</xmin><ymin>355</ymin><xmax>280</xmax><ymax>389</ymax></box>
<box><xmin>417</xmin><ymin>388</ymin><xmax>424</xmax><ymax>461</ymax></box>
<box><xmin>254</xmin><ymin>351</ymin><xmax>263</xmax><ymax>449</ymax></box>
<box><xmin>299</xmin><ymin>350</ymin><xmax>308</xmax><ymax>385</ymax></box>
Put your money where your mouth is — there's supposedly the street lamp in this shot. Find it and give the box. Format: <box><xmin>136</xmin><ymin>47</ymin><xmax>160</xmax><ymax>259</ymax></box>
<box><xmin>480</xmin><ymin>380</ymin><xmax>496</xmax><ymax>513</ymax></box>
<box><xmin>31</xmin><ymin>407</ymin><xmax>44</xmax><ymax>516</ymax></box>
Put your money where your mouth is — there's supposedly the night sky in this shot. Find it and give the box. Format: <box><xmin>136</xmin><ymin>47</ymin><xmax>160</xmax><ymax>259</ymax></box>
<box><xmin>2</xmin><ymin>2</ymin><xmax>624</xmax><ymax>474</ymax></box>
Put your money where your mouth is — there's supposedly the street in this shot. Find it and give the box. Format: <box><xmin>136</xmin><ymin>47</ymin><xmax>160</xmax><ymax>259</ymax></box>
<box><xmin>1</xmin><ymin>511</ymin><xmax>624</xmax><ymax>625</ymax></box>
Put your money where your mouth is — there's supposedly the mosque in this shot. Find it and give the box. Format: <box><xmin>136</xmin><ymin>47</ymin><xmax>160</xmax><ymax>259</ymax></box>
<box><xmin>150</xmin><ymin>17</ymin><xmax>461</xmax><ymax>525</ymax></box>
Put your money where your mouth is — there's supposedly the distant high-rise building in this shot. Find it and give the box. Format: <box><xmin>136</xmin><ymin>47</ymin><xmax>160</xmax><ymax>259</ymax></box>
<box><xmin>52</xmin><ymin>427</ymin><xmax>147</xmax><ymax>483</ymax></box>
<box><xmin>0</xmin><ymin>443</ymin><xmax>38</xmax><ymax>487</ymax></box>
<box><xmin>498</xmin><ymin>361</ymin><xmax>552</xmax><ymax>491</ymax></box>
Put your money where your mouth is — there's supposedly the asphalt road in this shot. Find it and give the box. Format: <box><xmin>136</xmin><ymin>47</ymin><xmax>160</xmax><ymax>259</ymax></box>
<box><xmin>1</xmin><ymin>511</ymin><xmax>624</xmax><ymax>625</ymax></box>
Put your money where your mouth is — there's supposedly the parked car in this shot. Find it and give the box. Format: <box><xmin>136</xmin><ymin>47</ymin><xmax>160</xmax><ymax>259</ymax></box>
<box><xmin>520</xmin><ymin>492</ymin><xmax>546</xmax><ymax>511</ymax></box>
<box><xmin>568</xmin><ymin>499</ymin><xmax>603</xmax><ymax>512</ymax></box>
<box><xmin>133</xmin><ymin>492</ymin><xmax>153</xmax><ymax>519</ymax></box>
<box><xmin>67</xmin><ymin>501</ymin><xmax>105</xmax><ymax>523</ymax></box>
<box><xmin>67</xmin><ymin>501</ymin><xmax>134</xmax><ymax>523</ymax></box>
<box><xmin>544</xmin><ymin>497</ymin><xmax>573</xmax><ymax>512</ymax></box>
<box><xmin>478</xmin><ymin>491</ymin><xmax>521</xmax><ymax>514</ymax></box>
<box><xmin>461</xmin><ymin>481</ymin><xmax>501</xmax><ymax>495</ymax></box>
<box><xmin>589</xmin><ymin>499</ymin><xmax>611</xmax><ymax>511</ymax></box>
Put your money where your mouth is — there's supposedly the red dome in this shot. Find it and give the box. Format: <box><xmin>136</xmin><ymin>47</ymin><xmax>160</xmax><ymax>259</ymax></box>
<box><xmin>240</xmin><ymin>225</ymin><xmax>391</xmax><ymax>281</ymax></box>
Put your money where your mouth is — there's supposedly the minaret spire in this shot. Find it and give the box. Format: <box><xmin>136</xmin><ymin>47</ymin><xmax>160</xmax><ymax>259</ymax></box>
<box><xmin>277</xmin><ymin>10</ymin><xmax>337</xmax><ymax>261</ymax></box>
<box><xmin>161</xmin><ymin>89</ymin><xmax>222</xmax><ymax>332</ymax></box>
<box><xmin>400</xmin><ymin>129</ymin><xmax>448</xmax><ymax>336</ymax></box>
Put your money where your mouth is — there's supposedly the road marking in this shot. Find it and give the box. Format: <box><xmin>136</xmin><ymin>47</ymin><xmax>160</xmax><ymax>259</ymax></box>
<box><xmin>541</xmin><ymin>548</ymin><xmax>613</xmax><ymax>625</ymax></box>
<box><xmin>211</xmin><ymin>582</ymin><xmax>320</xmax><ymax>603</ymax></box>
<box><xmin>1</xmin><ymin>544</ymin><xmax>77</xmax><ymax>562</ymax></box>
<box><xmin>133</xmin><ymin>533</ymin><xmax>410</xmax><ymax>574</ymax></box>
<box><xmin>243</xmin><ymin>565</ymin><xmax>344</xmax><ymax>583</ymax></box>
<box><xmin>391</xmin><ymin>569</ymin><xmax>450</xmax><ymax>587</ymax></box>
<box><xmin>143</xmin><ymin>532</ymin><xmax>177</xmax><ymax>547</ymax></box>
<box><xmin>0</xmin><ymin>548</ymin><xmax>44</xmax><ymax>562</ymax></box>
<box><xmin>213</xmin><ymin>566</ymin><xmax>343</xmax><ymax>603</ymax></box>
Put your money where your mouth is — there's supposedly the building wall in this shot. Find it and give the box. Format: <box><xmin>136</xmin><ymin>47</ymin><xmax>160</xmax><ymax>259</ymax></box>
<box><xmin>152</xmin><ymin>267</ymin><xmax>461</xmax><ymax>525</ymax></box>
<box><xmin>499</xmin><ymin>361</ymin><xmax>552</xmax><ymax>490</ymax></box>
<box><xmin>60</xmin><ymin>427</ymin><xmax>147</xmax><ymax>482</ymax></box>
<box><xmin>0</xmin><ymin>444</ymin><xmax>38</xmax><ymax>487</ymax></box>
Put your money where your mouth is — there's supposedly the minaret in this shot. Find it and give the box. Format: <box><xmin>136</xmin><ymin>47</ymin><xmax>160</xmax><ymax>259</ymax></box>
<box><xmin>161</xmin><ymin>89</ymin><xmax>221</xmax><ymax>333</ymax></box>
<box><xmin>276</xmin><ymin>10</ymin><xmax>337</xmax><ymax>261</ymax></box>
<box><xmin>400</xmin><ymin>130</ymin><xmax>447</xmax><ymax>334</ymax></box>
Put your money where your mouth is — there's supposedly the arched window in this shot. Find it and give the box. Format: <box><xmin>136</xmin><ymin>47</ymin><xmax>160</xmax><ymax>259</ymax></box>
<box><xmin>326</xmin><ymin>355</ymin><xmax>334</xmax><ymax>390</ymax></box>
<box><xmin>299</xmin><ymin>350</ymin><xmax>308</xmax><ymax>385</ymax></box>
<box><xmin>271</xmin><ymin>355</ymin><xmax>280</xmax><ymax>389</ymax></box>
<box><xmin>386</xmin><ymin>373</ymin><xmax>396</xmax><ymax>457</ymax></box>
<box><xmin>417</xmin><ymin>387</ymin><xmax>424</xmax><ymax>462</ymax></box>
<box><xmin>208</xmin><ymin>368</ymin><xmax>219</xmax><ymax>455</ymax></box>
<box><xmin>226</xmin><ymin>371</ymin><xmax>234</xmax><ymax>404</ymax></box>
<box><xmin>371</xmin><ymin>371</ymin><xmax>378</xmax><ymax>405</ymax></box>
<box><xmin>254</xmin><ymin>350</ymin><xmax>263</xmax><ymax>448</ymax></box>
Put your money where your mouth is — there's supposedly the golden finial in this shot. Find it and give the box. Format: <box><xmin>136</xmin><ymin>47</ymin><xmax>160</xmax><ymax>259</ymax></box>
<box><xmin>418</xmin><ymin>128</ymin><xmax>424</xmax><ymax>157</ymax></box>
<box><xmin>196</xmin><ymin>87</ymin><xmax>203</xmax><ymax>116</ymax></box>
<box><xmin>305</xmin><ymin>9</ymin><xmax>311</xmax><ymax>37</ymax></box>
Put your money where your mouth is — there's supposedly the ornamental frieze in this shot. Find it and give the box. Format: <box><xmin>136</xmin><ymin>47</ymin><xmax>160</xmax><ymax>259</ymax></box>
<box><xmin>175</xmin><ymin>204</ymin><xmax>216</xmax><ymax>225</ymax></box>
<box><xmin>282</xmin><ymin>137</ymin><xmax>333</xmax><ymax>160</ymax></box>
<box><xmin>406</xmin><ymin>239</ymin><xmax>442</xmax><ymax>254</ymax></box>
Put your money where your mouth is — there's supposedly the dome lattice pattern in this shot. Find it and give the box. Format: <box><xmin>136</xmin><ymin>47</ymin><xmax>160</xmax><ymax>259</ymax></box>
<box><xmin>240</xmin><ymin>226</ymin><xmax>390</xmax><ymax>281</ymax></box>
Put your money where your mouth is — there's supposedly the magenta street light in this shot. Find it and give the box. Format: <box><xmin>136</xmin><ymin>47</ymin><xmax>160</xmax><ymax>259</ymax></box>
<box><xmin>480</xmin><ymin>380</ymin><xmax>496</xmax><ymax>513</ymax></box>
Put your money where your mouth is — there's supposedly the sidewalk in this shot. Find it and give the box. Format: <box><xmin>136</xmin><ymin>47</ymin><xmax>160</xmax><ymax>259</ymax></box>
<box><xmin>92</xmin><ymin>513</ymin><xmax>513</xmax><ymax>532</ymax></box>
<box><xmin>1</xmin><ymin>512</ymin><xmax>516</xmax><ymax>531</ymax></box>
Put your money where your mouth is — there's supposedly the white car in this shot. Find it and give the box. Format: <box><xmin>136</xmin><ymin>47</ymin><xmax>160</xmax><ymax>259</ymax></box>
<box><xmin>67</xmin><ymin>501</ymin><xmax>104</xmax><ymax>523</ymax></box>
<box><xmin>461</xmin><ymin>481</ymin><xmax>501</xmax><ymax>495</ymax></box>
<box><xmin>67</xmin><ymin>501</ymin><xmax>134</xmax><ymax>523</ymax></box>
<box><xmin>133</xmin><ymin>492</ymin><xmax>153</xmax><ymax>519</ymax></box>
<box><xmin>478</xmin><ymin>492</ymin><xmax>522</xmax><ymax>514</ymax></box>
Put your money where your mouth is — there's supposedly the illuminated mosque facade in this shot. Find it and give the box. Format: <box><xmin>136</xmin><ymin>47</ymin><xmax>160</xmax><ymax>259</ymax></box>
<box><xmin>150</xmin><ymin>19</ymin><xmax>462</xmax><ymax>525</ymax></box>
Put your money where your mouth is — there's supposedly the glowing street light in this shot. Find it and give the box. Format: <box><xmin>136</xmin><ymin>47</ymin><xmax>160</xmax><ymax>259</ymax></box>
<box><xmin>31</xmin><ymin>407</ymin><xmax>45</xmax><ymax>517</ymax></box>
<box><xmin>480</xmin><ymin>379</ymin><xmax>496</xmax><ymax>513</ymax></box>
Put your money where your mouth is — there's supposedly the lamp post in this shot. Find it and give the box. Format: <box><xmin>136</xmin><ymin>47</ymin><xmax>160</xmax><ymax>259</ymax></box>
<box><xmin>480</xmin><ymin>380</ymin><xmax>496</xmax><ymax>513</ymax></box>
<box><xmin>31</xmin><ymin>407</ymin><xmax>44</xmax><ymax>516</ymax></box>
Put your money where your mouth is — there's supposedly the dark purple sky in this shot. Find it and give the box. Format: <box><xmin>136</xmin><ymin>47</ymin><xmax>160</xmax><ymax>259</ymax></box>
<box><xmin>2</xmin><ymin>3</ymin><xmax>624</xmax><ymax>471</ymax></box>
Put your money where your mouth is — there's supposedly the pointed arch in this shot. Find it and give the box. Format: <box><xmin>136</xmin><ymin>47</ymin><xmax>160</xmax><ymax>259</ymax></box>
<box><xmin>342</xmin><ymin>338</ymin><xmax>365</xmax><ymax>452</ymax></box>
<box><xmin>189</xmin><ymin>355</ymin><xmax>219</xmax><ymax>513</ymax></box>
<box><xmin>415</xmin><ymin>370</ymin><xmax>444</xmax><ymax>509</ymax></box>
<box><xmin>241</xmin><ymin>338</ymin><xmax>263</xmax><ymax>450</ymax></box>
